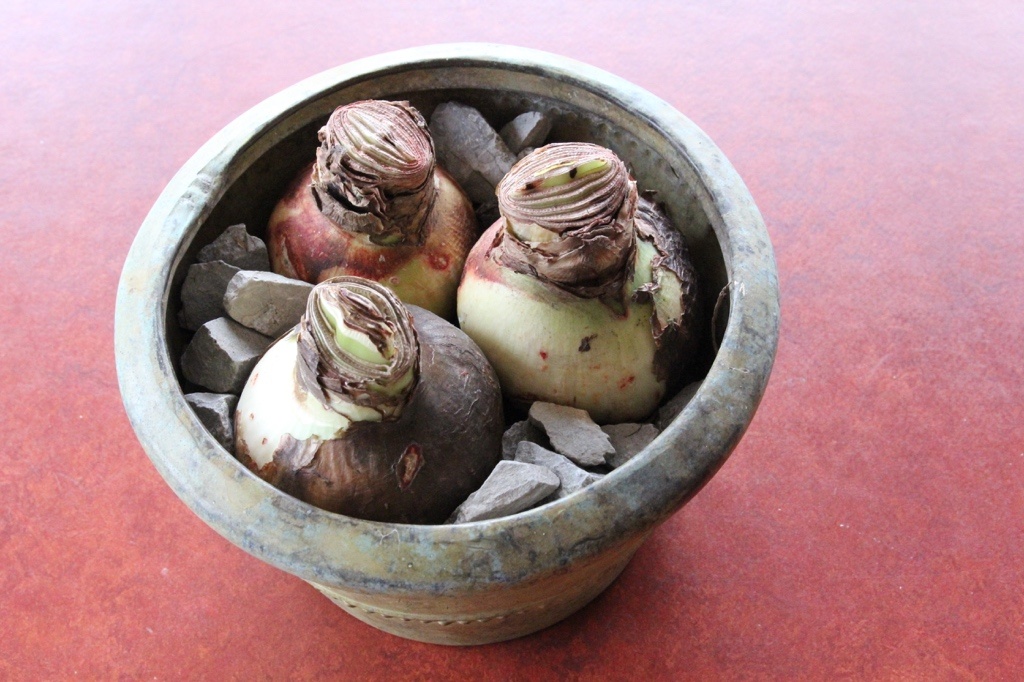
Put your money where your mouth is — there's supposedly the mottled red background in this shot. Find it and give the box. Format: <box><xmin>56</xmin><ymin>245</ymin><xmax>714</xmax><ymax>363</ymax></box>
<box><xmin>2</xmin><ymin>1</ymin><xmax>1022</xmax><ymax>678</ymax></box>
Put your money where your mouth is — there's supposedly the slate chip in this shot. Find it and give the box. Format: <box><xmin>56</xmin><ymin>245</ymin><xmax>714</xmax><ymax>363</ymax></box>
<box><xmin>197</xmin><ymin>224</ymin><xmax>270</xmax><ymax>271</ymax></box>
<box><xmin>223</xmin><ymin>270</ymin><xmax>313</xmax><ymax>338</ymax></box>
<box><xmin>515</xmin><ymin>441</ymin><xmax>602</xmax><ymax>499</ymax></box>
<box><xmin>179</xmin><ymin>260</ymin><xmax>241</xmax><ymax>331</ymax></box>
<box><xmin>601</xmin><ymin>423</ymin><xmax>660</xmax><ymax>468</ymax></box>
<box><xmin>501</xmin><ymin>419</ymin><xmax>549</xmax><ymax>460</ymax></box>
<box><xmin>516</xmin><ymin>146</ymin><xmax>536</xmax><ymax>161</ymax></box>
<box><xmin>475</xmin><ymin>199</ymin><xmax>501</xmax><ymax>230</ymax></box>
<box><xmin>449</xmin><ymin>461</ymin><xmax>560</xmax><ymax>523</ymax></box>
<box><xmin>499</xmin><ymin>111</ymin><xmax>552</xmax><ymax>154</ymax></box>
<box><xmin>180</xmin><ymin>317</ymin><xmax>273</xmax><ymax>394</ymax></box>
<box><xmin>528</xmin><ymin>402</ymin><xmax>614</xmax><ymax>467</ymax></box>
<box><xmin>430</xmin><ymin>102</ymin><xmax>517</xmax><ymax>205</ymax></box>
<box><xmin>185</xmin><ymin>392</ymin><xmax>238</xmax><ymax>452</ymax></box>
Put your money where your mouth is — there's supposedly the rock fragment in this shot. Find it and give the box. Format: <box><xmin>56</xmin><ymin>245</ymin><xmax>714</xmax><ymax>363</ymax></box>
<box><xmin>528</xmin><ymin>402</ymin><xmax>614</xmax><ymax>467</ymax></box>
<box><xmin>197</xmin><ymin>224</ymin><xmax>270</xmax><ymax>271</ymax></box>
<box><xmin>456</xmin><ymin>170</ymin><xmax>498</xmax><ymax>207</ymax></box>
<box><xmin>516</xmin><ymin>146</ymin><xmax>536</xmax><ymax>161</ymax></box>
<box><xmin>501</xmin><ymin>419</ymin><xmax>549</xmax><ymax>460</ymax></box>
<box><xmin>499</xmin><ymin>112</ymin><xmax>552</xmax><ymax>154</ymax></box>
<box><xmin>515</xmin><ymin>441</ymin><xmax>602</xmax><ymax>499</ymax></box>
<box><xmin>429</xmin><ymin>102</ymin><xmax>517</xmax><ymax>205</ymax></box>
<box><xmin>181</xmin><ymin>317</ymin><xmax>273</xmax><ymax>394</ymax></box>
<box><xmin>179</xmin><ymin>260</ymin><xmax>241</xmax><ymax>331</ymax></box>
<box><xmin>223</xmin><ymin>270</ymin><xmax>314</xmax><ymax>338</ymax></box>
<box><xmin>475</xmin><ymin>200</ymin><xmax>501</xmax><ymax>230</ymax></box>
<box><xmin>450</xmin><ymin>461</ymin><xmax>559</xmax><ymax>523</ymax></box>
<box><xmin>185</xmin><ymin>392</ymin><xmax>238</xmax><ymax>452</ymax></box>
<box><xmin>601</xmin><ymin>423</ymin><xmax>660</xmax><ymax>468</ymax></box>
<box><xmin>656</xmin><ymin>381</ymin><xmax>702</xmax><ymax>430</ymax></box>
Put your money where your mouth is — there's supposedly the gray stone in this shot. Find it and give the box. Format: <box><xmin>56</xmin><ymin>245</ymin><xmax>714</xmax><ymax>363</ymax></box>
<box><xmin>475</xmin><ymin>199</ymin><xmax>501</xmax><ymax>229</ymax></box>
<box><xmin>223</xmin><ymin>270</ymin><xmax>313</xmax><ymax>338</ymax></box>
<box><xmin>656</xmin><ymin>381</ymin><xmax>702</xmax><ymax>430</ymax></box>
<box><xmin>178</xmin><ymin>260</ymin><xmax>241</xmax><ymax>331</ymax></box>
<box><xmin>181</xmin><ymin>317</ymin><xmax>273</xmax><ymax>394</ymax></box>
<box><xmin>515</xmin><ymin>441</ymin><xmax>602</xmax><ymax>499</ymax></box>
<box><xmin>528</xmin><ymin>402</ymin><xmax>614</xmax><ymax>467</ymax></box>
<box><xmin>197</xmin><ymin>224</ymin><xmax>270</xmax><ymax>271</ymax></box>
<box><xmin>430</xmin><ymin>102</ymin><xmax>517</xmax><ymax>202</ymax></box>
<box><xmin>516</xmin><ymin>146</ymin><xmax>536</xmax><ymax>161</ymax></box>
<box><xmin>459</xmin><ymin>171</ymin><xmax>500</xmax><ymax>207</ymax></box>
<box><xmin>499</xmin><ymin>112</ymin><xmax>552</xmax><ymax>154</ymax></box>
<box><xmin>185</xmin><ymin>392</ymin><xmax>238</xmax><ymax>452</ymax></box>
<box><xmin>450</xmin><ymin>461</ymin><xmax>559</xmax><ymax>523</ymax></box>
<box><xmin>601</xmin><ymin>423</ymin><xmax>660</xmax><ymax>468</ymax></box>
<box><xmin>501</xmin><ymin>419</ymin><xmax>548</xmax><ymax>460</ymax></box>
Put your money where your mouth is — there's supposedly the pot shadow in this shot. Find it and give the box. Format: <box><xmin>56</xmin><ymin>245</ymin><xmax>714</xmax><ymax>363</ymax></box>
<box><xmin>490</xmin><ymin>519</ymin><xmax>724</xmax><ymax>676</ymax></box>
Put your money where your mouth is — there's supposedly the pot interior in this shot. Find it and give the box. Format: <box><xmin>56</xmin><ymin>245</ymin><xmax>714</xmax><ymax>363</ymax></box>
<box><xmin>164</xmin><ymin>73</ymin><xmax>728</xmax><ymax>394</ymax></box>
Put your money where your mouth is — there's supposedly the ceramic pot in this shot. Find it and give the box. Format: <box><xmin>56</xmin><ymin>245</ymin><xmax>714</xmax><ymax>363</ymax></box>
<box><xmin>115</xmin><ymin>44</ymin><xmax>780</xmax><ymax>645</ymax></box>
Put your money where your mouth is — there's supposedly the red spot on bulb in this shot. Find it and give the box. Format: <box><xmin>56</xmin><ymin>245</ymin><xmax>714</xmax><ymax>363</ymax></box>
<box><xmin>429</xmin><ymin>253</ymin><xmax>450</xmax><ymax>270</ymax></box>
<box><xmin>396</xmin><ymin>443</ymin><xmax>425</xmax><ymax>491</ymax></box>
<box><xmin>618</xmin><ymin>375</ymin><xmax>635</xmax><ymax>390</ymax></box>
<box><xmin>539</xmin><ymin>350</ymin><xmax>548</xmax><ymax>360</ymax></box>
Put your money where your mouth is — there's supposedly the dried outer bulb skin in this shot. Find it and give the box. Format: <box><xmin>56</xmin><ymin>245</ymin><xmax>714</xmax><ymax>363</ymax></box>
<box><xmin>235</xmin><ymin>277</ymin><xmax>503</xmax><ymax>524</ymax></box>
<box><xmin>457</xmin><ymin>143</ymin><xmax>699</xmax><ymax>424</ymax></box>
<box><xmin>268</xmin><ymin>100</ymin><xmax>478</xmax><ymax>320</ymax></box>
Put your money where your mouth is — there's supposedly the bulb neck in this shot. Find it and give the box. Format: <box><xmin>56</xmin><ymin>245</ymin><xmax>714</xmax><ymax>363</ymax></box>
<box><xmin>494</xmin><ymin>143</ymin><xmax>638</xmax><ymax>298</ymax></box>
<box><xmin>295</xmin><ymin>277</ymin><xmax>420</xmax><ymax>421</ymax></box>
<box><xmin>310</xmin><ymin>100</ymin><xmax>437</xmax><ymax>246</ymax></box>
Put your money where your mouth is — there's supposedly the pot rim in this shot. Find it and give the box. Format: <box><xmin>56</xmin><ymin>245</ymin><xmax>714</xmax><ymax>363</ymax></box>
<box><xmin>115</xmin><ymin>43</ymin><xmax>780</xmax><ymax>591</ymax></box>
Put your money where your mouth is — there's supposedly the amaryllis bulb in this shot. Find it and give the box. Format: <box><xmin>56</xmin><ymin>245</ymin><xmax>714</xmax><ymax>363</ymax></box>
<box><xmin>457</xmin><ymin>143</ymin><xmax>699</xmax><ymax>423</ymax></box>
<box><xmin>268</xmin><ymin>100</ymin><xmax>478</xmax><ymax>320</ymax></box>
<box><xmin>235</xmin><ymin>277</ymin><xmax>504</xmax><ymax>524</ymax></box>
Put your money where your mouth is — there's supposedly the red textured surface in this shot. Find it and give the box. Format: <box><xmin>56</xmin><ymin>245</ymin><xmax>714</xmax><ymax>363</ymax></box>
<box><xmin>2</xmin><ymin>1</ymin><xmax>1022</xmax><ymax>678</ymax></box>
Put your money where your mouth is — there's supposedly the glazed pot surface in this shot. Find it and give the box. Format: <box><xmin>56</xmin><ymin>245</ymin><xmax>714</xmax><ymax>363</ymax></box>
<box><xmin>115</xmin><ymin>44</ymin><xmax>779</xmax><ymax>645</ymax></box>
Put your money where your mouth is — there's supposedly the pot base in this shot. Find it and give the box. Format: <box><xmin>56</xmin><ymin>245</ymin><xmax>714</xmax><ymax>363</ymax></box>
<box><xmin>309</xmin><ymin>532</ymin><xmax>646</xmax><ymax>645</ymax></box>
